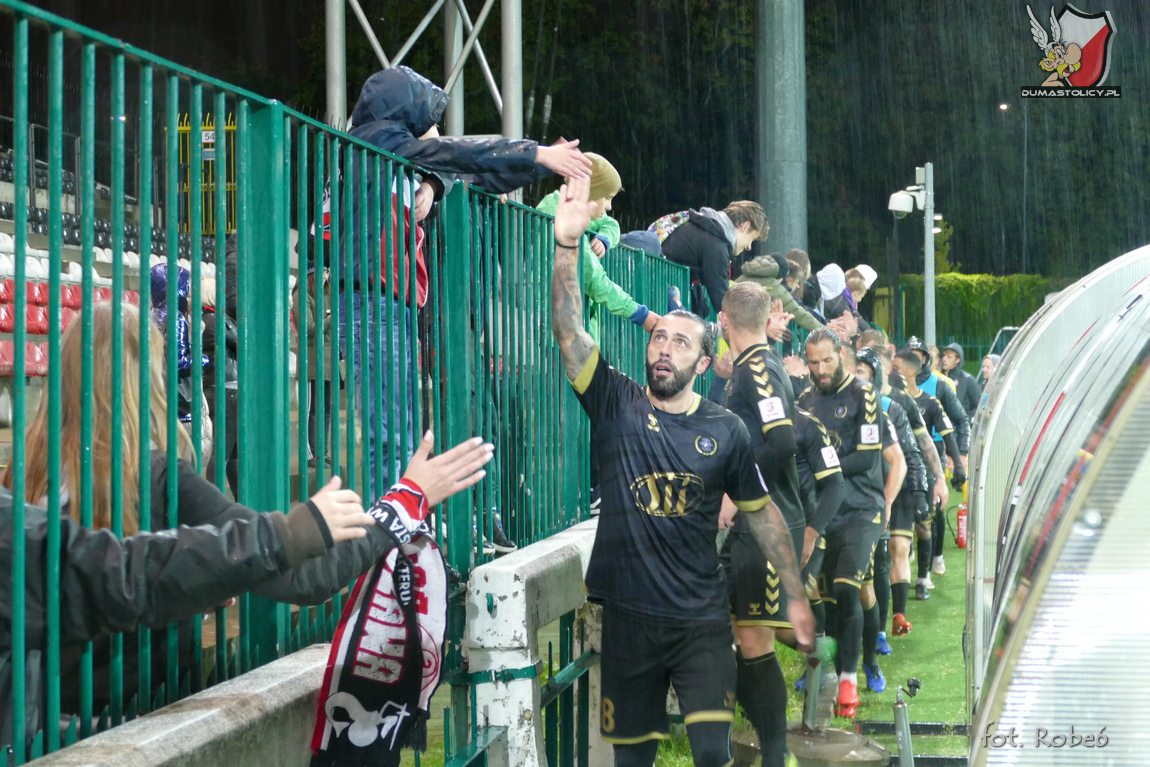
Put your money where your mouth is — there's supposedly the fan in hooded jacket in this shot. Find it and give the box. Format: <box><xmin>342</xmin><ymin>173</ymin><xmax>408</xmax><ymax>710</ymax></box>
<box><xmin>333</xmin><ymin>65</ymin><xmax>590</xmax><ymax>502</ymax></box>
<box><xmin>939</xmin><ymin>343</ymin><xmax>981</xmax><ymax>419</ymax></box>
<box><xmin>657</xmin><ymin>201</ymin><xmax>768</xmax><ymax>319</ymax></box>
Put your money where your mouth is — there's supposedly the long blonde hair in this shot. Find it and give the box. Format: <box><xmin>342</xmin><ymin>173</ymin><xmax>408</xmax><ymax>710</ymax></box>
<box><xmin>2</xmin><ymin>301</ymin><xmax>195</xmax><ymax>533</ymax></box>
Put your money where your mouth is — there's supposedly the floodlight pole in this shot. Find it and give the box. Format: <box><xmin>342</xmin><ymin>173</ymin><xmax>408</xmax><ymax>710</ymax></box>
<box><xmin>444</xmin><ymin>1</ymin><xmax>465</xmax><ymax>135</ymax></box>
<box><xmin>502</xmin><ymin>0</ymin><xmax>523</xmax><ymax>140</ymax></box>
<box><xmin>325</xmin><ymin>0</ymin><xmax>347</xmax><ymax>128</ymax></box>
<box><xmin>922</xmin><ymin>162</ymin><xmax>936</xmax><ymax>347</ymax></box>
<box><xmin>756</xmin><ymin>0</ymin><xmax>808</xmax><ymax>254</ymax></box>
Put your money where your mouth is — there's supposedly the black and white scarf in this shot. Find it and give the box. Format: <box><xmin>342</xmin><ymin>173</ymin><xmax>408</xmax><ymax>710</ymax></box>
<box><xmin>310</xmin><ymin>482</ymin><xmax>448</xmax><ymax>767</ymax></box>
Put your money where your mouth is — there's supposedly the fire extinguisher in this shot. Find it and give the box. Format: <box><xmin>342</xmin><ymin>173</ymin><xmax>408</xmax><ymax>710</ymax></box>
<box><xmin>956</xmin><ymin>503</ymin><xmax>968</xmax><ymax>549</ymax></box>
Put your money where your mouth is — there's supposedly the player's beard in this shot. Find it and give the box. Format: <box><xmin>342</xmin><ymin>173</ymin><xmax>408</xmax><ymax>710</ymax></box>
<box><xmin>812</xmin><ymin>361</ymin><xmax>845</xmax><ymax>394</ymax></box>
<box><xmin>646</xmin><ymin>358</ymin><xmax>696</xmax><ymax>400</ymax></box>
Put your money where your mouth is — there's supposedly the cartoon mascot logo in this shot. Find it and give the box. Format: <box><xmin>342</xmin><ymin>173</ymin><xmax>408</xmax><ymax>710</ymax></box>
<box><xmin>1026</xmin><ymin>4</ymin><xmax>1115</xmax><ymax>88</ymax></box>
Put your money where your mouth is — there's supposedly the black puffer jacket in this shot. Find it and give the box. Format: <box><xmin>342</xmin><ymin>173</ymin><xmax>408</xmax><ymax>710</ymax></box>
<box><xmin>660</xmin><ymin>208</ymin><xmax>735</xmax><ymax>318</ymax></box>
<box><xmin>342</xmin><ymin>66</ymin><xmax>550</xmax><ymax>290</ymax></box>
<box><xmin>0</xmin><ymin>485</ymin><xmax>332</xmax><ymax>749</ymax></box>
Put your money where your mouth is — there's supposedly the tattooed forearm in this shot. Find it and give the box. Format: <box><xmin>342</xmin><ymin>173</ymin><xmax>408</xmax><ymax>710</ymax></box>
<box><xmin>917</xmin><ymin>431</ymin><xmax>944</xmax><ymax>481</ymax></box>
<box><xmin>746</xmin><ymin>501</ymin><xmax>804</xmax><ymax>604</ymax></box>
<box><xmin>551</xmin><ymin>243</ymin><xmax>596</xmax><ymax>380</ymax></box>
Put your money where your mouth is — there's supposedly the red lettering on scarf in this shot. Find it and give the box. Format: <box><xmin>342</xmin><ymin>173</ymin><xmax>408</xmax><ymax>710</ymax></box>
<box><xmin>352</xmin><ymin>572</ymin><xmax>408</xmax><ymax>683</ymax></box>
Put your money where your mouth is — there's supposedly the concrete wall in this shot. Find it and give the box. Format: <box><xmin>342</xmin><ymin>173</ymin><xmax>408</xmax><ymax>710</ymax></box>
<box><xmin>465</xmin><ymin>518</ymin><xmax>600</xmax><ymax>767</ymax></box>
<box><xmin>30</xmin><ymin>644</ymin><xmax>329</xmax><ymax>767</ymax></box>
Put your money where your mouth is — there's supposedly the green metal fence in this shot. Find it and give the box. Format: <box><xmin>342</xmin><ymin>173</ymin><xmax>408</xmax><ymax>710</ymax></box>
<box><xmin>0</xmin><ymin>2</ymin><xmax>683</xmax><ymax>763</ymax></box>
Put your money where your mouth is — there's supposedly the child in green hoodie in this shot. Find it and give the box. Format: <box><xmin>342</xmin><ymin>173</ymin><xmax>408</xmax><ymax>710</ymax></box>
<box><xmin>536</xmin><ymin>153</ymin><xmax>658</xmax><ymax>343</ymax></box>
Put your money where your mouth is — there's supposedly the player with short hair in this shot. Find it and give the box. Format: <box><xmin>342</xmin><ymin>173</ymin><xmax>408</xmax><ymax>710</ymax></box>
<box><xmin>903</xmin><ymin>337</ymin><xmax>969</xmax><ymax>576</ymax></box>
<box><xmin>857</xmin><ymin>342</ymin><xmax>948</xmax><ymax>637</ymax></box>
<box><xmin>716</xmin><ymin>282</ymin><xmax>820</xmax><ymax>767</ymax></box>
<box><xmin>797</xmin><ymin>328</ymin><xmax>884</xmax><ymax>717</ymax></box>
<box><xmin>892</xmin><ymin>349</ymin><xmax>964</xmax><ymax>601</ymax></box>
<box><xmin>550</xmin><ymin>175</ymin><xmax>813</xmax><ymax>767</ymax></box>
<box><xmin>856</xmin><ymin>347</ymin><xmax>929</xmax><ymax>687</ymax></box>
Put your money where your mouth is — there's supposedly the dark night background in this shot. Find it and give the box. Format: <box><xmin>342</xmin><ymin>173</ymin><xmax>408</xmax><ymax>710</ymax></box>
<box><xmin>9</xmin><ymin>0</ymin><xmax>1150</xmax><ymax>280</ymax></box>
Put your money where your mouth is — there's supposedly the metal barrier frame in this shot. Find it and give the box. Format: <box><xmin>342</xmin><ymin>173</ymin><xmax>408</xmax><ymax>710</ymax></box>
<box><xmin>0</xmin><ymin>2</ymin><xmax>691</xmax><ymax>763</ymax></box>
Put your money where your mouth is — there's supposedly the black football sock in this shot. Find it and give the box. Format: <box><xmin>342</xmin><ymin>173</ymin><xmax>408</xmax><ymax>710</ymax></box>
<box><xmin>737</xmin><ymin>652</ymin><xmax>787</xmax><ymax>767</ymax></box>
<box><xmin>892</xmin><ymin>582</ymin><xmax>911</xmax><ymax>616</ymax></box>
<box><xmin>862</xmin><ymin>603</ymin><xmax>880</xmax><ymax>666</ymax></box>
<box><xmin>824</xmin><ymin>597</ymin><xmax>839</xmax><ymax>647</ymax></box>
<box><xmin>917</xmin><ymin>537</ymin><xmax>933</xmax><ymax>580</ymax></box>
<box><xmin>833</xmin><ymin>582</ymin><xmax>863</xmax><ymax>678</ymax></box>
<box><xmin>811</xmin><ymin>598</ymin><xmax>826</xmax><ymax>637</ymax></box>
<box><xmin>613</xmin><ymin>740</ymin><xmax>660</xmax><ymax>767</ymax></box>
<box><xmin>875</xmin><ymin>546</ymin><xmax>892</xmax><ymax>630</ymax></box>
<box><xmin>932</xmin><ymin>505</ymin><xmax>945</xmax><ymax>559</ymax></box>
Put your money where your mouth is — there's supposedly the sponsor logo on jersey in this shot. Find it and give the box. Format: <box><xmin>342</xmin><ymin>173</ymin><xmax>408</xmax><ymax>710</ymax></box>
<box><xmin>630</xmin><ymin>472</ymin><xmax>705</xmax><ymax>517</ymax></box>
<box><xmin>757</xmin><ymin>396</ymin><xmax>786</xmax><ymax>423</ymax></box>
<box><xmin>695</xmin><ymin>435</ymin><xmax>718</xmax><ymax>456</ymax></box>
<box><xmin>821</xmin><ymin>446</ymin><xmax>840</xmax><ymax>468</ymax></box>
<box><xmin>860</xmin><ymin>424</ymin><xmax>881</xmax><ymax>444</ymax></box>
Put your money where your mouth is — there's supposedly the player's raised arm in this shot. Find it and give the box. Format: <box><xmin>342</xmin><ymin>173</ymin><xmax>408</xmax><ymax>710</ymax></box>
<box><xmin>550</xmin><ymin>174</ymin><xmax>598</xmax><ymax>381</ymax></box>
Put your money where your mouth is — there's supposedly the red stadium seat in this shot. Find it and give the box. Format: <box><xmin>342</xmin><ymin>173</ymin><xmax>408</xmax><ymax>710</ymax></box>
<box><xmin>26</xmin><ymin>305</ymin><xmax>48</xmax><ymax>335</ymax></box>
<box><xmin>97</xmin><ymin>287</ymin><xmax>113</xmax><ymax>301</ymax></box>
<box><xmin>0</xmin><ymin>340</ymin><xmax>14</xmax><ymax>377</ymax></box>
<box><xmin>27</xmin><ymin>282</ymin><xmax>47</xmax><ymax>306</ymax></box>
<box><xmin>0</xmin><ymin>305</ymin><xmax>12</xmax><ymax>334</ymax></box>
<box><xmin>25</xmin><ymin>342</ymin><xmax>47</xmax><ymax>377</ymax></box>
<box><xmin>0</xmin><ymin>279</ymin><xmax>13</xmax><ymax>305</ymax></box>
<box><xmin>123</xmin><ymin>290</ymin><xmax>139</xmax><ymax>306</ymax></box>
<box><xmin>62</xmin><ymin>284</ymin><xmax>83</xmax><ymax>309</ymax></box>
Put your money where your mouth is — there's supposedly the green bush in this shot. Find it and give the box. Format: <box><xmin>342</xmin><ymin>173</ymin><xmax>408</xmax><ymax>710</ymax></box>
<box><xmin>901</xmin><ymin>273</ymin><xmax>1051</xmax><ymax>340</ymax></box>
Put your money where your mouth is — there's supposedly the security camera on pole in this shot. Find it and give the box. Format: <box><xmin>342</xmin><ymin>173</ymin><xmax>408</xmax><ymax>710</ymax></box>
<box><xmin>887</xmin><ymin>163</ymin><xmax>936</xmax><ymax>346</ymax></box>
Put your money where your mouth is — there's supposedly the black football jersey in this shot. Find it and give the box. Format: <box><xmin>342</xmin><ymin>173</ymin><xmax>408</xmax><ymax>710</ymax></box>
<box><xmin>909</xmin><ymin>389</ymin><xmax>953</xmax><ymax>485</ymax></box>
<box><xmin>572</xmin><ymin>349</ymin><xmax>771</xmax><ymax>621</ymax></box>
<box><xmin>723</xmin><ymin>344</ymin><xmax>805</xmax><ymax>531</ymax></box>
<box><xmin>797</xmin><ymin>373</ymin><xmax>885</xmax><ymax>522</ymax></box>
<box><xmin>794</xmin><ymin>407</ymin><xmax>842</xmax><ymax>511</ymax></box>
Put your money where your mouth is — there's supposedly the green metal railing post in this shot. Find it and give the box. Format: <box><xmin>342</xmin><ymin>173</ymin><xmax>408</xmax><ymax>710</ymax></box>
<box><xmin>236</xmin><ymin>100</ymin><xmax>290</xmax><ymax>668</ymax></box>
<box><xmin>438</xmin><ymin>183</ymin><xmax>474</xmax><ymax>756</ymax></box>
<box><xmin>163</xmin><ymin>71</ymin><xmax>180</xmax><ymax>708</ymax></box>
<box><xmin>78</xmin><ymin>40</ymin><xmax>97</xmax><ymax>740</ymax></box>
<box><xmin>9</xmin><ymin>15</ymin><xmax>28</xmax><ymax>761</ymax></box>
<box><xmin>136</xmin><ymin>63</ymin><xmax>155</xmax><ymax>709</ymax></box>
<box><xmin>45</xmin><ymin>28</ymin><xmax>64</xmax><ymax>751</ymax></box>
